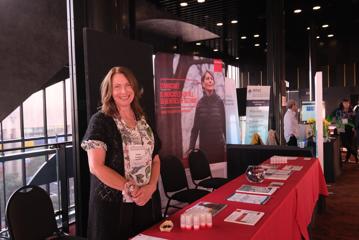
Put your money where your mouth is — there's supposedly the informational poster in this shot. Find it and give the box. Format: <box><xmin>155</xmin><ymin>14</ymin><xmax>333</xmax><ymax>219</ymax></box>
<box><xmin>224</xmin><ymin>77</ymin><xmax>240</xmax><ymax>144</ymax></box>
<box><xmin>244</xmin><ymin>86</ymin><xmax>271</xmax><ymax>144</ymax></box>
<box><xmin>154</xmin><ymin>53</ymin><xmax>226</xmax><ymax>164</ymax></box>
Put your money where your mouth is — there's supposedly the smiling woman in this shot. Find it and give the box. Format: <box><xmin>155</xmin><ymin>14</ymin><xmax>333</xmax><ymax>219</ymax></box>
<box><xmin>112</xmin><ymin>74</ymin><xmax>135</xmax><ymax>107</ymax></box>
<box><xmin>81</xmin><ymin>66</ymin><xmax>162</xmax><ymax>240</ymax></box>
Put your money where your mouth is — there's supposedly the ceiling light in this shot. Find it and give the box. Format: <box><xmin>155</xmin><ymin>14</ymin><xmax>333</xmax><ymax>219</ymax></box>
<box><xmin>316</xmin><ymin>36</ymin><xmax>320</xmax><ymax>39</ymax></box>
<box><xmin>253</xmin><ymin>34</ymin><xmax>260</xmax><ymax>38</ymax></box>
<box><xmin>254</xmin><ymin>43</ymin><xmax>260</xmax><ymax>47</ymax></box>
<box><xmin>231</xmin><ymin>20</ymin><xmax>238</xmax><ymax>24</ymax></box>
<box><xmin>235</xmin><ymin>57</ymin><xmax>239</xmax><ymax>60</ymax></box>
<box><xmin>213</xmin><ymin>48</ymin><xmax>219</xmax><ymax>52</ymax></box>
<box><xmin>196</xmin><ymin>42</ymin><xmax>201</xmax><ymax>46</ymax></box>
<box><xmin>313</xmin><ymin>6</ymin><xmax>321</xmax><ymax>10</ymax></box>
<box><xmin>241</xmin><ymin>36</ymin><xmax>247</xmax><ymax>40</ymax></box>
<box><xmin>322</xmin><ymin>24</ymin><xmax>329</xmax><ymax>28</ymax></box>
<box><xmin>180</xmin><ymin>2</ymin><xmax>188</xmax><ymax>7</ymax></box>
<box><xmin>306</xmin><ymin>27</ymin><xmax>310</xmax><ymax>30</ymax></box>
<box><xmin>216</xmin><ymin>22</ymin><xmax>223</xmax><ymax>26</ymax></box>
<box><xmin>197</xmin><ymin>0</ymin><xmax>205</xmax><ymax>3</ymax></box>
<box><xmin>328</xmin><ymin>34</ymin><xmax>334</xmax><ymax>38</ymax></box>
<box><xmin>294</xmin><ymin>9</ymin><xmax>302</xmax><ymax>14</ymax></box>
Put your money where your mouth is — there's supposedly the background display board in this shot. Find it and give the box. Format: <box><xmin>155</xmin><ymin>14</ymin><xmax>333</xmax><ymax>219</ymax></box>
<box><xmin>154</xmin><ymin>53</ymin><xmax>228</xmax><ymax>164</ymax></box>
<box><xmin>244</xmin><ymin>86</ymin><xmax>271</xmax><ymax>144</ymax></box>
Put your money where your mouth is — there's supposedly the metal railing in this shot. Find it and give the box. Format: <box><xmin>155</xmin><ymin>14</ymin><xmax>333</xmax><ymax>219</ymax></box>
<box><xmin>0</xmin><ymin>134</ymin><xmax>71</xmax><ymax>154</ymax></box>
<box><xmin>0</xmin><ymin>135</ymin><xmax>74</xmax><ymax>238</ymax></box>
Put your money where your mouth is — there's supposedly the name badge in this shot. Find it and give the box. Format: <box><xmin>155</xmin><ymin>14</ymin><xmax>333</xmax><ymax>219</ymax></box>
<box><xmin>342</xmin><ymin>118</ymin><xmax>348</xmax><ymax>124</ymax></box>
<box><xmin>128</xmin><ymin>144</ymin><xmax>149</xmax><ymax>168</ymax></box>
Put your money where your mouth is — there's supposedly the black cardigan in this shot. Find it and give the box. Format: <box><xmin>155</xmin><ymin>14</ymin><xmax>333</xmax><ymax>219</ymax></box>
<box><xmin>189</xmin><ymin>92</ymin><xmax>226</xmax><ymax>149</ymax></box>
<box><xmin>82</xmin><ymin>111</ymin><xmax>161</xmax><ymax>203</ymax></box>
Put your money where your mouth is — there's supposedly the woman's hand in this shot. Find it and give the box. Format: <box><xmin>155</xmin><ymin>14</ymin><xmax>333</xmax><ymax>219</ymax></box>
<box><xmin>131</xmin><ymin>183</ymin><xmax>156</xmax><ymax>206</ymax></box>
<box><xmin>124</xmin><ymin>180</ymin><xmax>139</xmax><ymax>197</ymax></box>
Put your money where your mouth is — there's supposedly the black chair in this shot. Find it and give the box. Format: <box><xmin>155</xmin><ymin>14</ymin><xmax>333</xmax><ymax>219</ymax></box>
<box><xmin>6</xmin><ymin>185</ymin><xmax>86</xmax><ymax>240</ymax></box>
<box><xmin>160</xmin><ymin>155</ymin><xmax>210</xmax><ymax>217</ymax></box>
<box><xmin>188</xmin><ymin>149</ymin><xmax>229</xmax><ymax>190</ymax></box>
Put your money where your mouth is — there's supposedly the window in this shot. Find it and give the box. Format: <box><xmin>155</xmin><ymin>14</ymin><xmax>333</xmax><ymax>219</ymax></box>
<box><xmin>0</xmin><ymin>79</ymin><xmax>74</xmax><ymax>230</ymax></box>
<box><xmin>227</xmin><ymin>65</ymin><xmax>240</xmax><ymax>88</ymax></box>
<box><xmin>65</xmin><ymin>78</ymin><xmax>72</xmax><ymax>138</ymax></box>
<box><xmin>46</xmin><ymin>81</ymin><xmax>65</xmax><ymax>142</ymax></box>
<box><xmin>23</xmin><ymin>90</ymin><xmax>45</xmax><ymax>140</ymax></box>
<box><xmin>1</xmin><ymin>107</ymin><xmax>21</xmax><ymax>153</ymax></box>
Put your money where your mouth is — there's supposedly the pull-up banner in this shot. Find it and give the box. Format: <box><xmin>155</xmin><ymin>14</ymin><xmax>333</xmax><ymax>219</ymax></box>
<box><xmin>244</xmin><ymin>86</ymin><xmax>271</xmax><ymax>144</ymax></box>
<box><xmin>154</xmin><ymin>53</ymin><xmax>226</xmax><ymax>165</ymax></box>
<box><xmin>224</xmin><ymin>77</ymin><xmax>240</xmax><ymax>144</ymax></box>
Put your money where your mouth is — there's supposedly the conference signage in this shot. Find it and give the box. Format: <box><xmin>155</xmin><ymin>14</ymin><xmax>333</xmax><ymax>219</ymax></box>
<box><xmin>244</xmin><ymin>86</ymin><xmax>271</xmax><ymax>144</ymax></box>
<box><xmin>154</xmin><ymin>53</ymin><xmax>228</xmax><ymax>165</ymax></box>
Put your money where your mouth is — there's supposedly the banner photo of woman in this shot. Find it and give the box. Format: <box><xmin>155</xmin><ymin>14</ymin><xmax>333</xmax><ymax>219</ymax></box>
<box><xmin>154</xmin><ymin>53</ymin><xmax>226</xmax><ymax>165</ymax></box>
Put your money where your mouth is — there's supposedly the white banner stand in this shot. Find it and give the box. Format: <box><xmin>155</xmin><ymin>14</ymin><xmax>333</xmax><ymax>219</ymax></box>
<box><xmin>315</xmin><ymin>72</ymin><xmax>324</xmax><ymax>170</ymax></box>
<box><xmin>224</xmin><ymin>77</ymin><xmax>240</xmax><ymax>144</ymax></box>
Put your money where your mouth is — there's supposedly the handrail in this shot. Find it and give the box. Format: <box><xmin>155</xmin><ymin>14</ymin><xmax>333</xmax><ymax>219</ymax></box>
<box><xmin>0</xmin><ymin>141</ymin><xmax>72</xmax><ymax>154</ymax></box>
<box><xmin>0</xmin><ymin>141</ymin><xmax>72</xmax><ymax>162</ymax></box>
<box><xmin>0</xmin><ymin>134</ymin><xmax>72</xmax><ymax>145</ymax></box>
<box><xmin>0</xmin><ymin>148</ymin><xmax>56</xmax><ymax>162</ymax></box>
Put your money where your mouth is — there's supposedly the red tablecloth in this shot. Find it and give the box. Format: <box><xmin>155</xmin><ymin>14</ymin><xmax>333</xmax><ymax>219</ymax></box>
<box><xmin>141</xmin><ymin>157</ymin><xmax>328</xmax><ymax>240</ymax></box>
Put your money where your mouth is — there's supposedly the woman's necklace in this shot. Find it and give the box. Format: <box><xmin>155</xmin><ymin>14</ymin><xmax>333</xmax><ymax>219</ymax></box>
<box><xmin>118</xmin><ymin>110</ymin><xmax>144</xmax><ymax>145</ymax></box>
<box><xmin>119</xmin><ymin>110</ymin><xmax>137</xmax><ymax>129</ymax></box>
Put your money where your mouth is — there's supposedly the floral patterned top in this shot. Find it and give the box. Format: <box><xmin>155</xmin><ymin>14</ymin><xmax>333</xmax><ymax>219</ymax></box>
<box><xmin>81</xmin><ymin>112</ymin><xmax>156</xmax><ymax>203</ymax></box>
<box><xmin>114</xmin><ymin>116</ymin><xmax>154</xmax><ymax>202</ymax></box>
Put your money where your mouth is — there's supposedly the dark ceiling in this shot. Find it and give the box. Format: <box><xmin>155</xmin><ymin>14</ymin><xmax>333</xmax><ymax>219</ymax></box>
<box><xmin>286</xmin><ymin>0</ymin><xmax>359</xmax><ymax>59</ymax></box>
<box><xmin>147</xmin><ymin>0</ymin><xmax>266</xmax><ymax>60</ymax></box>
<box><xmin>145</xmin><ymin>0</ymin><xmax>359</xmax><ymax>66</ymax></box>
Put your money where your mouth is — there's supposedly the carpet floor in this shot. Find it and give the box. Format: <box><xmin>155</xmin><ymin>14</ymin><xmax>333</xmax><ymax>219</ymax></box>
<box><xmin>312</xmin><ymin>161</ymin><xmax>359</xmax><ymax>240</ymax></box>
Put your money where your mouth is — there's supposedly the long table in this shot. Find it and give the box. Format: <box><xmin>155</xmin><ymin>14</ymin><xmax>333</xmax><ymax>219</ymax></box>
<box><xmin>140</xmin><ymin>157</ymin><xmax>328</xmax><ymax>240</ymax></box>
<box><xmin>227</xmin><ymin>144</ymin><xmax>313</xmax><ymax>179</ymax></box>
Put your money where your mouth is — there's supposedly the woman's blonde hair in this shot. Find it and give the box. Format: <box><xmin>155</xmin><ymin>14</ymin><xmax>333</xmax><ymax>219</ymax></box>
<box><xmin>100</xmin><ymin>66</ymin><xmax>144</xmax><ymax>118</ymax></box>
